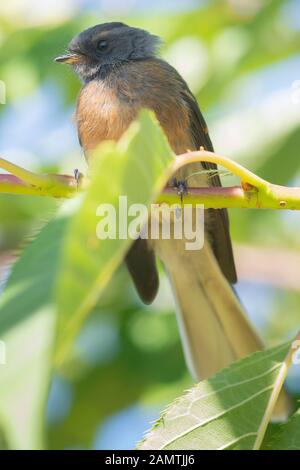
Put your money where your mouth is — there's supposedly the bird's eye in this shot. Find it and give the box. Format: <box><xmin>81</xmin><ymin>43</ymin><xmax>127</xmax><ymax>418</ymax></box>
<box><xmin>97</xmin><ymin>40</ymin><xmax>109</xmax><ymax>52</ymax></box>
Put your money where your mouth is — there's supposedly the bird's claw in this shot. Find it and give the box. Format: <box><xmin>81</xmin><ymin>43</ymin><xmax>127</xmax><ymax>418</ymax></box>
<box><xmin>172</xmin><ymin>177</ymin><xmax>188</xmax><ymax>204</ymax></box>
<box><xmin>74</xmin><ymin>168</ymin><xmax>83</xmax><ymax>189</ymax></box>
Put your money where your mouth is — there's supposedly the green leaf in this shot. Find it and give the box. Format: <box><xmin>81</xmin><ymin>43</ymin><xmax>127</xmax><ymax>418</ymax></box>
<box><xmin>138</xmin><ymin>343</ymin><xmax>290</xmax><ymax>450</ymax></box>
<box><xmin>263</xmin><ymin>412</ymin><xmax>300</xmax><ymax>450</ymax></box>
<box><xmin>0</xmin><ymin>208</ymin><xmax>71</xmax><ymax>449</ymax></box>
<box><xmin>0</xmin><ymin>111</ymin><xmax>174</xmax><ymax>448</ymax></box>
<box><xmin>250</xmin><ymin>125</ymin><xmax>300</xmax><ymax>186</ymax></box>
<box><xmin>55</xmin><ymin>110</ymin><xmax>174</xmax><ymax>363</ymax></box>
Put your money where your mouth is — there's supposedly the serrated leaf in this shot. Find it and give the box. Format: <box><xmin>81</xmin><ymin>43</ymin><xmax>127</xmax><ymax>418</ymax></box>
<box><xmin>55</xmin><ymin>110</ymin><xmax>174</xmax><ymax>363</ymax></box>
<box><xmin>138</xmin><ymin>343</ymin><xmax>290</xmax><ymax>450</ymax></box>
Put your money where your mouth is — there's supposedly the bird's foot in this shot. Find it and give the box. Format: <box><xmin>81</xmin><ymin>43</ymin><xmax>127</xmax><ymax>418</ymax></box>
<box><xmin>74</xmin><ymin>168</ymin><xmax>83</xmax><ymax>189</ymax></box>
<box><xmin>172</xmin><ymin>177</ymin><xmax>188</xmax><ymax>204</ymax></box>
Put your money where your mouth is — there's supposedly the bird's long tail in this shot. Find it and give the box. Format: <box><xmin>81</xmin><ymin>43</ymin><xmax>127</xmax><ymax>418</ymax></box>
<box><xmin>159</xmin><ymin>239</ymin><xmax>291</xmax><ymax>421</ymax></box>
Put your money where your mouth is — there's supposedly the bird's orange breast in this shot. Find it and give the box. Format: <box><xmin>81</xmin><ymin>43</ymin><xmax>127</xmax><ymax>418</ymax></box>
<box><xmin>76</xmin><ymin>80</ymin><xmax>136</xmax><ymax>154</ymax></box>
<box><xmin>75</xmin><ymin>59</ymin><xmax>194</xmax><ymax>157</ymax></box>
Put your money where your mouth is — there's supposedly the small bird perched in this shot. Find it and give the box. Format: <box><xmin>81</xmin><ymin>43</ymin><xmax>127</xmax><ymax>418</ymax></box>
<box><xmin>56</xmin><ymin>22</ymin><xmax>290</xmax><ymax>417</ymax></box>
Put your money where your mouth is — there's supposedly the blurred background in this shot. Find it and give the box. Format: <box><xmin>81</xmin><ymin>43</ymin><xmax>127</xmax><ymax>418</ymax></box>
<box><xmin>0</xmin><ymin>0</ymin><xmax>300</xmax><ymax>450</ymax></box>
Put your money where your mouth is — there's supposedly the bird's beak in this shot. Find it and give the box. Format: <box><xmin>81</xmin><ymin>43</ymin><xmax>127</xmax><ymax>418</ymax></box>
<box><xmin>54</xmin><ymin>53</ymin><xmax>82</xmax><ymax>64</ymax></box>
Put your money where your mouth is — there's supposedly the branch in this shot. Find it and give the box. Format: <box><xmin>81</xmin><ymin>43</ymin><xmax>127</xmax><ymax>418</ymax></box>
<box><xmin>0</xmin><ymin>156</ymin><xmax>78</xmax><ymax>198</ymax></box>
<box><xmin>1</xmin><ymin>150</ymin><xmax>300</xmax><ymax>210</ymax></box>
<box><xmin>157</xmin><ymin>150</ymin><xmax>300</xmax><ymax>210</ymax></box>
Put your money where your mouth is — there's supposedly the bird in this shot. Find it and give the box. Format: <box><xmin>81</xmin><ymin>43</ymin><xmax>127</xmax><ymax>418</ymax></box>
<box><xmin>55</xmin><ymin>22</ymin><xmax>290</xmax><ymax>418</ymax></box>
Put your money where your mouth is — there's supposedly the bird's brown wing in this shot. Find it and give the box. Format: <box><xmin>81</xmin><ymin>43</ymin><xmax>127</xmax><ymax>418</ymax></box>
<box><xmin>181</xmin><ymin>86</ymin><xmax>237</xmax><ymax>284</ymax></box>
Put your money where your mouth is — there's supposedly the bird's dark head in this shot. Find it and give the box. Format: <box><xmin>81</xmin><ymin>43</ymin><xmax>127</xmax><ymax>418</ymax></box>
<box><xmin>55</xmin><ymin>22</ymin><xmax>161</xmax><ymax>82</ymax></box>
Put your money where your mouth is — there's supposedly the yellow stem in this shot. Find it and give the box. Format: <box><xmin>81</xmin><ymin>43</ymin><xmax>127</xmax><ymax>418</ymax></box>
<box><xmin>2</xmin><ymin>150</ymin><xmax>300</xmax><ymax>210</ymax></box>
<box><xmin>0</xmin><ymin>173</ymin><xmax>77</xmax><ymax>198</ymax></box>
<box><xmin>173</xmin><ymin>150</ymin><xmax>268</xmax><ymax>189</ymax></box>
<box><xmin>0</xmin><ymin>157</ymin><xmax>51</xmax><ymax>188</ymax></box>
<box><xmin>253</xmin><ymin>332</ymin><xmax>300</xmax><ymax>450</ymax></box>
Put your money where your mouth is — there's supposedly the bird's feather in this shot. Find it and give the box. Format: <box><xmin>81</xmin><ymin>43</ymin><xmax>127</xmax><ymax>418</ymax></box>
<box><xmin>180</xmin><ymin>84</ymin><xmax>237</xmax><ymax>283</ymax></box>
